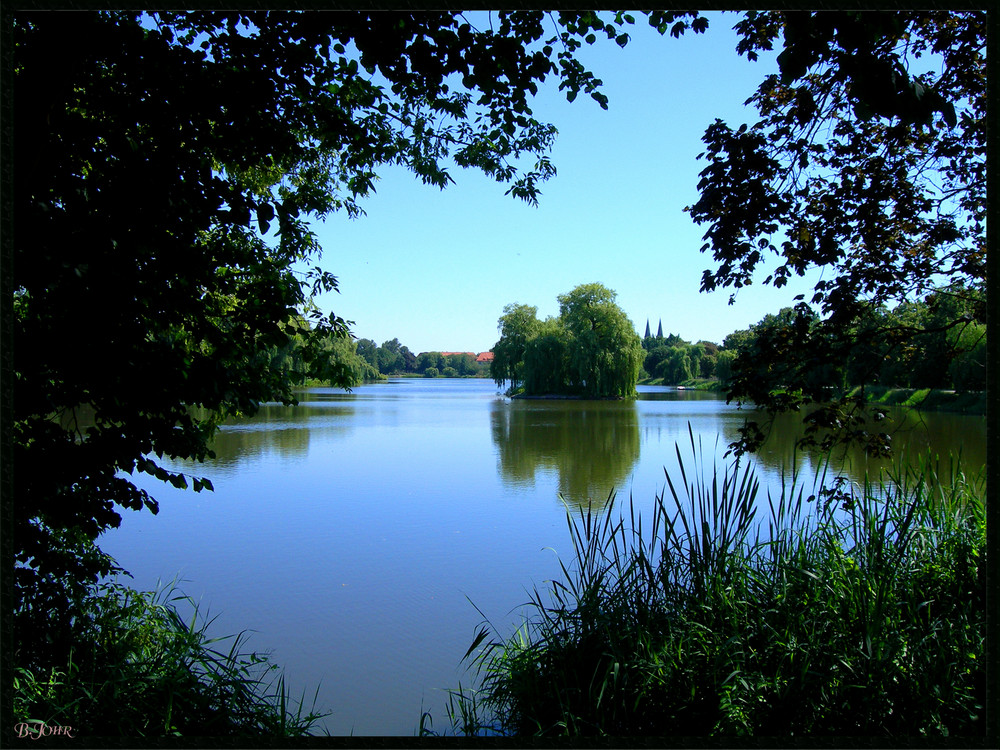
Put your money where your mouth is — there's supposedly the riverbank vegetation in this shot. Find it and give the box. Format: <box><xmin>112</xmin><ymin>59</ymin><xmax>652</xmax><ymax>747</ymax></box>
<box><xmin>13</xmin><ymin>578</ymin><xmax>327</xmax><ymax>736</ymax></box>
<box><xmin>433</xmin><ymin>441</ymin><xmax>986</xmax><ymax>737</ymax></box>
<box><xmin>491</xmin><ymin>283</ymin><xmax>645</xmax><ymax>399</ymax></box>
<box><xmin>637</xmin><ymin>279</ymin><xmax>986</xmax><ymax>432</ymax></box>
<box><xmin>643</xmin><ymin>281</ymin><xmax>985</xmax><ymax>395</ymax></box>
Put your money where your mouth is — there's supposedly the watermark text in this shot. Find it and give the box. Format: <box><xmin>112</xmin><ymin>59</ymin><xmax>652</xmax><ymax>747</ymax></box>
<box><xmin>15</xmin><ymin>722</ymin><xmax>76</xmax><ymax>739</ymax></box>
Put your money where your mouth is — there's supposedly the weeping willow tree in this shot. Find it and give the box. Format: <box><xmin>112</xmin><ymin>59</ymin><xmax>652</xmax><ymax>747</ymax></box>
<box><xmin>492</xmin><ymin>284</ymin><xmax>644</xmax><ymax>399</ymax></box>
<box><xmin>522</xmin><ymin>319</ymin><xmax>572</xmax><ymax>395</ymax></box>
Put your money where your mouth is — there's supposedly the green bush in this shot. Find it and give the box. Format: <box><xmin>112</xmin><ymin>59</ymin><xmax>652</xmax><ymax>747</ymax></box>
<box><xmin>439</xmin><ymin>434</ymin><xmax>986</xmax><ymax>737</ymax></box>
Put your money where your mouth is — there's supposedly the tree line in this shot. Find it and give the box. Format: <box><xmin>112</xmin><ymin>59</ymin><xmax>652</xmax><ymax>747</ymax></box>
<box><xmin>639</xmin><ymin>328</ymin><xmax>722</xmax><ymax>385</ymax></box>
<box><xmin>644</xmin><ymin>280</ymin><xmax>986</xmax><ymax>394</ymax></box>
<box><xmin>270</xmin><ymin>329</ymin><xmax>493</xmax><ymax>383</ymax></box>
<box><xmin>354</xmin><ymin>338</ymin><xmax>492</xmax><ymax>378</ymax></box>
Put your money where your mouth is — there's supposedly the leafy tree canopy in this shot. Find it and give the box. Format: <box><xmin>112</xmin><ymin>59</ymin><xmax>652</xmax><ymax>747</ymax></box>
<box><xmin>491</xmin><ymin>303</ymin><xmax>542</xmax><ymax>393</ymax></box>
<box><xmin>686</xmin><ymin>10</ymin><xmax>987</xmax><ymax>454</ymax></box>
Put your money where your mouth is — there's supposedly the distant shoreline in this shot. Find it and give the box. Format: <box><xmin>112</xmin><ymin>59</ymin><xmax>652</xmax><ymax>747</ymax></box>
<box><xmin>637</xmin><ymin>378</ymin><xmax>986</xmax><ymax>416</ymax></box>
<box><xmin>511</xmin><ymin>393</ymin><xmax>627</xmax><ymax>401</ymax></box>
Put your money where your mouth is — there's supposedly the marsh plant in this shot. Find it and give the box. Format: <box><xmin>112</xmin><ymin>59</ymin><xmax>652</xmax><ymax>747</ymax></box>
<box><xmin>435</xmin><ymin>432</ymin><xmax>986</xmax><ymax>737</ymax></box>
<box><xmin>13</xmin><ymin>579</ymin><xmax>328</xmax><ymax>737</ymax></box>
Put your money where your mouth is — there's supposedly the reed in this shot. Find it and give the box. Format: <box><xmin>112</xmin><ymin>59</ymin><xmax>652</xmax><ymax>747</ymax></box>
<box><xmin>438</xmin><ymin>430</ymin><xmax>986</xmax><ymax>737</ymax></box>
<box><xmin>13</xmin><ymin>579</ymin><xmax>329</xmax><ymax>737</ymax></box>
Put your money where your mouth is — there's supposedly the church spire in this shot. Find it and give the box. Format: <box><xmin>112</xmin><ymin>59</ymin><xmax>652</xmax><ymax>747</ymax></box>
<box><xmin>644</xmin><ymin>319</ymin><xmax>651</xmax><ymax>338</ymax></box>
<box><xmin>657</xmin><ymin>319</ymin><xmax>663</xmax><ymax>338</ymax></box>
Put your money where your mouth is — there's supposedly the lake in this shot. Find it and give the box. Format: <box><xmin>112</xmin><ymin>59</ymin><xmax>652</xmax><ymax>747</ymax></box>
<box><xmin>99</xmin><ymin>378</ymin><xmax>987</xmax><ymax>735</ymax></box>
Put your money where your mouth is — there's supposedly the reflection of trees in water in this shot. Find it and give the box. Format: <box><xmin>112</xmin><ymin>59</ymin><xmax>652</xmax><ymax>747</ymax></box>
<box><xmin>208</xmin><ymin>426</ymin><xmax>311</xmax><ymax>469</ymax></box>
<box><xmin>490</xmin><ymin>400</ymin><xmax>641</xmax><ymax>510</ymax></box>
<box><xmin>179</xmin><ymin>402</ymin><xmax>357</xmax><ymax>472</ymax></box>
<box><xmin>717</xmin><ymin>406</ymin><xmax>986</xmax><ymax>486</ymax></box>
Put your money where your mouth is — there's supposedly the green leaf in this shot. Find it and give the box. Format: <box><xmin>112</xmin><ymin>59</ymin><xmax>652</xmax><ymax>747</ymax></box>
<box><xmin>462</xmin><ymin>626</ymin><xmax>491</xmax><ymax>662</ymax></box>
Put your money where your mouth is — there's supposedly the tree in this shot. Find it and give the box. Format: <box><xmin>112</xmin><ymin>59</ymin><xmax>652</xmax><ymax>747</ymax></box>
<box><xmin>491</xmin><ymin>303</ymin><xmax>541</xmax><ymax>393</ymax></box>
<box><xmin>400</xmin><ymin>346</ymin><xmax>418</xmax><ymax>373</ymax></box>
<box><xmin>416</xmin><ymin>351</ymin><xmax>444</xmax><ymax>374</ymax></box>
<box><xmin>658</xmin><ymin>348</ymin><xmax>692</xmax><ymax>386</ymax></box>
<box><xmin>715</xmin><ymin>350</ymin><xmax>738</xmax><ymax>388</ymax></box>
<box><xmin>686</xmin><ymin>11</ymin><xmax>986</xmax><ymax>453</ymax></box>
<box><xmin>948</xmin><ymin>322</ymin><xmax>987</xmax><ymax>392</ymax></box>
<box><xmin>643</xmin><ymin>345</ymin><xmax>672</xmax><ymax>380</ymax></box>
<box><xmin>696</xmin><ymin>341</ymin><xmax>719</xmax><ymax>378</ymax></box>
<box><xmin>522</xmin><ymin>319</ymin><xmax>572</xmax><ymax>395</ymax></box>
<box><xmin>376</xmin><ymin>338</ymin><xmax>406</xmax><ymax>375</ymax></box>
<box><xmin>494</xmin><ymin>284</ymin><xmax>643</xmax><ymax>399</ymax></box>
<box><xmin>449</xmin><ymin>353</ymin><xmax>478</xmax><ymax>377</ymax></box>
<box><xmin>12</xmin><ymin>9</ymin><xmax>658</xmax><ymax>665</ymax></box>
<box><xmin>320</xmin><ymin>333</ymin><xmax>381</xmax><ymax>384</ymax></box>
<box><xmin>355</xmin><ymin>338</ymin><xmax>380</xmax><ymax>371</ymax></box>
<box><xmin>556</xmin><ymin>284</ymin><xmax>643</xmax><ymax>398</ymax></box>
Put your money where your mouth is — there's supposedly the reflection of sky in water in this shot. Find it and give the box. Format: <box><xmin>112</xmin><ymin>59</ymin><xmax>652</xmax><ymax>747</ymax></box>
<box><xmin>102</xmin><ymin>379</ymin><xmax>986</xmax><ymax>736</ymax></box>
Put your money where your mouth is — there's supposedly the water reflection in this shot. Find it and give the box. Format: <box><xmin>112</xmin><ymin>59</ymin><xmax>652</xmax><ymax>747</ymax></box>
<box><xmin>490</xmin><ymin>399</ymin><xmax>641</xmax><ymax>509</ymax></box>
<box><xmin>716</xmin><ymin>404</ymin><xmax>987</xmax><ymax>487</ymax></box>
<box><xmin>180</xmin><ymin>401</ymin><xmax>358</xmax><ymax>472</ymax></box>
<box><xmin>99</xmin><ymin>380</ymin><xmax>986</xmax><ymax>736</ymax></box>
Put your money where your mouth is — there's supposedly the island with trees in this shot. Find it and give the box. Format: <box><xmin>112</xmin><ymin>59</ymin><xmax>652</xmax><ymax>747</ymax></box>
<box><xmin>490</xmin><ymin>283</ymin><xmax>645</xmax><ymax>399</ymax></box>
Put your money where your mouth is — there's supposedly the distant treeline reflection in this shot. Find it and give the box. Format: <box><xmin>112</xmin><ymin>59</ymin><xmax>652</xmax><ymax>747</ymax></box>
<box><xmin>175</xmin><ymin>390</ymin><xmax>983</xmax><ymax>496</ymax></box>
<box><xmin>188</xmin><ymin>402</ymin><xmax>358</xmax><ymax>470</ymax></box>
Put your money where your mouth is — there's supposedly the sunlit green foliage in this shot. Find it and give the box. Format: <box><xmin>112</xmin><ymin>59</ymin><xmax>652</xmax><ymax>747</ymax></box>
<box><xmin>715</xmin><ymin>282</ymin><xmax>986</xmax><ymax>454</ymax></box>
<box><xmin>557</xmin><ymin>284</ymin><xmax>645</xmax><ymax>399</ymax></box>
<box><xmin>491</xmin><ymin>286</ymin><xmax>643</xmax><ymax>399</ymax></box>
<box><xmin>439</xmin><ymin>440</ymin><xmax>986</xmax><ymax>737</ymax></box>
<box><xmin>522</xmin><ymin>319</ymin><xmax>572</xmax><ymax>396</ymax></box>
<box><xmin>491</xmin><ymin>303</ymin><xmax>542</xmax><ymax>392</ymax></box>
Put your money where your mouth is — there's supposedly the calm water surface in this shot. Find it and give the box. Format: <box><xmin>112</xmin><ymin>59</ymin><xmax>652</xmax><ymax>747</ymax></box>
<box><xmin>100</xmin><ymin>378</ymin><xmax>986</xmax><ymax>735</ymax></box>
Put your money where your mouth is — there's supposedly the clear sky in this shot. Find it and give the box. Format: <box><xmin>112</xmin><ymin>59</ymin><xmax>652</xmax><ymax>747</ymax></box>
<box><xmin>307</xmin><ymin>12</ymin><xmax>822</xmax><ymax>355</ymax></box>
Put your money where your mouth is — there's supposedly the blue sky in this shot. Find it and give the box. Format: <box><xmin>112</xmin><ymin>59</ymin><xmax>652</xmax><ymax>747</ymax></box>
<box><xmin>307</xmin><ymin>12</ymin><xmax>823</xmax><ymax>354</ymax></box>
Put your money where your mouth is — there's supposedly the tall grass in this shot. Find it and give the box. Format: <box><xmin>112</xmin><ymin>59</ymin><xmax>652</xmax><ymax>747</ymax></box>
<box><xmin>13</xmin><ymin>579</ymin><xmax>329</xmax><ymax>737</ymax></box>
<box><xmin>437</xmin><ymin>430</ymin><xmax>986</xmax><ymax>737</ymax></box>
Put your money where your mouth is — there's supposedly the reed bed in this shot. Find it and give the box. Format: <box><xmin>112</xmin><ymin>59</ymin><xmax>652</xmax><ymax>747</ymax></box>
<box><xmin>437</xmin><ymin>430</ymin><xmax>986</xmax><ymax>737</ymax></box>
<box><xmin>13</xmin><ymin>579</ymin><xmax>328</xmax><ymax>737</ymax></box>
